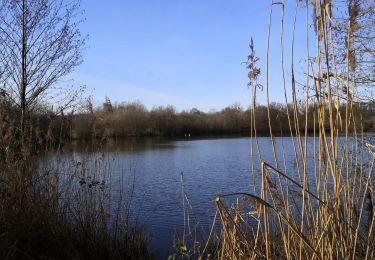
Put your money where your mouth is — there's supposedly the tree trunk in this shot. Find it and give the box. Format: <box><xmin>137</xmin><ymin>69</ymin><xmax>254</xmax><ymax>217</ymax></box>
<box><xmin>21</xmin><ymin>0</ymin><xmax>27</xmax><ymax>147</ymax></box>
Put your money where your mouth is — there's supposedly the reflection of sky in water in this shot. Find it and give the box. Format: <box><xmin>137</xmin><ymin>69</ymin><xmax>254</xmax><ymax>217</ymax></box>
<box><xmin>40</xmin><ymin>135</ymin><xmax>374</xmax><ymax>258</ymax></box>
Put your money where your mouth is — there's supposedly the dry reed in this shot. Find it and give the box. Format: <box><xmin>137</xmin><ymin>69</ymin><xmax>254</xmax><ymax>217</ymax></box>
<box><xmin>198</xmin><ymin>1</ymin><xmax>374</xmax><ymax>259</ymax></box>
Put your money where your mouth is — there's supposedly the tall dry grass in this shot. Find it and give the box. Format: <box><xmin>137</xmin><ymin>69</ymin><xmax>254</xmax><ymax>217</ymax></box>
<box><xmin>0</xmin><ymin>151</ymin><xmax>152</xmax><ymax>259</ymax></box>
<box><xmin>193</xmin><ymin>1</ymin><xmax>374</xmax><ymax>259</ymax></box>
<box><xmin>0</xmin><ymin>102</ymin><xmax>152</xmax><ymax>259</ymax></box>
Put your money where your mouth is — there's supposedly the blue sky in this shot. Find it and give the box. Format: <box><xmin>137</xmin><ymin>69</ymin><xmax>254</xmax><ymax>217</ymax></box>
<box><xmin>72</xmin><ymin>0</ymin><xmax>310</xmax><ymax>111</ymax></box>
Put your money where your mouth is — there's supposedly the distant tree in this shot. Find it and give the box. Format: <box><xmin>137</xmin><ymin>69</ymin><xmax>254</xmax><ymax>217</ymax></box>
<box><xmin>103</xmin><ymin>97</ymin><xmax>113</xmax><ymax>113</ymax></box>
<box><xmin>0</xmin><ymin>0</ymin><xmax>85</xmax><ymax>144</ymax></box>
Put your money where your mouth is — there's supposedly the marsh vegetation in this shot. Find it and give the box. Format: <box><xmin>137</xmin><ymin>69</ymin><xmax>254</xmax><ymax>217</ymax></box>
<box><xmin>0</xmin><ymin>0</ymin><xmax>374</xmax><ymax>259</ymax></box>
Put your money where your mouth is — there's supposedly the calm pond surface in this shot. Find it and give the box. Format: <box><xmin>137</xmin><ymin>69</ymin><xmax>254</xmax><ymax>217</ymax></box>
<box><xmin>41</xmin><ymin>135</ymin><xmax>372</xmax><ymax>257</ymax></box>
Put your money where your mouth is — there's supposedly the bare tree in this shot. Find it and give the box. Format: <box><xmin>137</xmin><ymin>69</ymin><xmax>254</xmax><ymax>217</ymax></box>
<box><xmin>332</xmin><ymin>0</ymin><xmax>374</xmax><ymax>101</ymax></box>
<box><xmin>0</xmin><ymin>0</ymin><xmax>85</xmax><ymax>143</ymax></box>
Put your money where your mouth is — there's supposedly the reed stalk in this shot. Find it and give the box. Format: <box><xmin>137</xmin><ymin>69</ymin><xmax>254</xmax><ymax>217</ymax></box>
<box><xmin>205</xmin><ymin>1</ymin><xmax>375</xmax><ymax>259</ymax></box>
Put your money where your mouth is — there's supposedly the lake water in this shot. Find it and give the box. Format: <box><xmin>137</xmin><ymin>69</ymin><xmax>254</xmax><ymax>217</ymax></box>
<box><xmin>41</xmin><ymin>135</ymin><xmax>373</xmax><ymax>258</ymax></box>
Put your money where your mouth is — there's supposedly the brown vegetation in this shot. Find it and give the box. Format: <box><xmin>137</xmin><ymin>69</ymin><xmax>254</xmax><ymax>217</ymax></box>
<box><xmin>0</xmin><ymin>0</ymin><xmax>152</xmax><ymax>258</ymax></box>
<box><xmin>68</xmin><ymin>99</ymin><xmax>374</xmax><ymax>139</ymax></box>
<box><xmin>173</xmin><ymin>1</ymin><xmax>375</xmax><ymax>259</ymax></box>
<box><xmin>0</xmin><ymin>98</ymin><xmax>153</xmax><ymax>259</ymax></box>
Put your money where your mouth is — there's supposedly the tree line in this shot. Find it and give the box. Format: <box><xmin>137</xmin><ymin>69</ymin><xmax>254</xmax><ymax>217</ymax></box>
<box><xmin>68</xmin><ymin>98</ymin><xmax>375</xmax><ymax>140</ymax></box>
<box><xmin>1</xmin><ymin>94</ymin><xmax>374</xmax><ymax>153</ymax></box>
